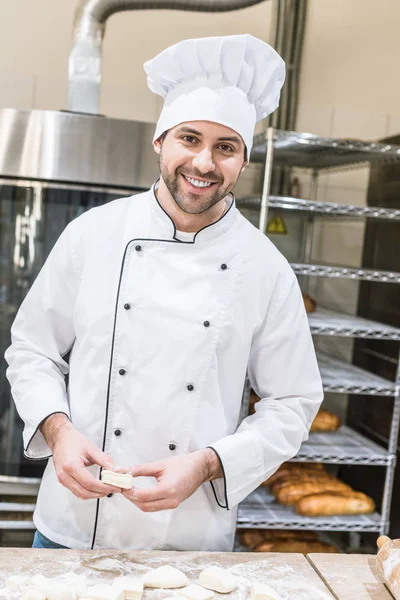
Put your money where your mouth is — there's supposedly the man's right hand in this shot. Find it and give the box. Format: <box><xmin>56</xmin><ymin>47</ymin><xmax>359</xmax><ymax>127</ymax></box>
<box><xmin>40</xmin><ymin>413</ymin><xmax>118</xmax><ymax>500</ymax></box>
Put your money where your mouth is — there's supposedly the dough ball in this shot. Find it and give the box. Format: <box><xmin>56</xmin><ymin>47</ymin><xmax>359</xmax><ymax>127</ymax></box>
<box><xmin>60</xmin><ymin>574</ymin><xmax>88</xmax><ymax>597</ymax></box>
<box><xmin>250</xmin><ymin>582</ymin><xmax>283</xmax><ymax>600</ymax></box>
<box><xmin>21</xmin><ymin>588</ymin><xmax>47</xmax><ymax>600</ymax></box>
<box><xmin>83</xmin><ymin>583</ymin><xmax>117</xmax><ymax>599</ymax></box>
<box><xmin>101</xmin><ymin>470</ymin><xmax>132</xmax><ymax>489</ymax></box>
<box><xmin>45</xmin><ymin>583</ymin><xmax>78</xmax><ymax>600</ymax></box>
<box><xmin>5</xmin><ymin>574</ymin><xmax>29</xmax><ymax>590</ymax></box>
<box><xmin>143</xmin><ymin>565</ymin><xmax>189</xmax><ymax>589</ymax></box>
<box><xmin>198</xmin><ymin>566</ymin><xmax>237</xmax><ymax>593</ymax></box>
<box><xmin>113</xmin><ymin>577</ymin><xmax>144</xmax><ymax>600</ymax></box>
<box><xmin>177</xmin><ymin>584</ymin><xmax>215</xmax><ymax>600</ymax></box>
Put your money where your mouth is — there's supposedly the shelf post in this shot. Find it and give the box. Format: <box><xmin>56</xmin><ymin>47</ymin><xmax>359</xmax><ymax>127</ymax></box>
<box><xmin>258</xmin><ymin>127</ymin><xmax>275</xmax><ymax>234</ymax></box>
<box><xmin>380</xmin><ymin>347</ymin><xmax>400</xmax><ymax>534</ymax></box>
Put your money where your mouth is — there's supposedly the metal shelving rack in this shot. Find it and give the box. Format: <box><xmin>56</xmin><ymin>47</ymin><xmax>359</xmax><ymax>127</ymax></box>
<box><xmin>237</xmin><ymin>128</ymin><xmax>400</xmax><ymax>539</ymax></box>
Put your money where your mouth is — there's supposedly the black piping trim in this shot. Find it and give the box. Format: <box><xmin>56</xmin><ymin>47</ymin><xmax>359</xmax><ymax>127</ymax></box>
<box><xmin>152</xmin><ymin>180</ymin><xmax>236</xmax><ymax>244</ymax></box>
<box><xmin>206</xmin><ymin>446</ymin><xmax>229</xmax><ymax>510</ymax></box>
<box><xmin>23</xmin><ymin>411</ymin><xmax>70</xmax><ymax>460</ymax></box>
<box><xmin>91</xmin><ymin>187</ymin><xmax>236</xmax><ymax>546</ymax></box>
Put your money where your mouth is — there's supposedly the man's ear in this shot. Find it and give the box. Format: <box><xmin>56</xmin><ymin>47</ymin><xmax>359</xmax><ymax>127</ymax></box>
<box><xmin>241</xmin><ymin>160</ymin><xmax>249</xmax><ymax>173</ymax></box>
<box><xmin>153</xmin><ymin>138</ymin><xmax>162</xmax><ymax>155</ymax></box>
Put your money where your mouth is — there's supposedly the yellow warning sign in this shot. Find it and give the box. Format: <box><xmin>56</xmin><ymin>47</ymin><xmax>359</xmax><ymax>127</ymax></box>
<box><xmin>267</xmin><ymin>215</ymin><xmax>288</xmax><ymax>234</ymax></box>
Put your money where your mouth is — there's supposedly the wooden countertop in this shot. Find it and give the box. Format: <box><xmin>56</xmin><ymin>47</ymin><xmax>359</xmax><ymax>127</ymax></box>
<box><xmin>307</xmin><ymin>553</ymin><xmax>394</xmax><ymax>600</ymax></box>
<box><xmin>0</xmin><ymin>549</ymin><xmax>392</xmax><ymax>599</ymax></box>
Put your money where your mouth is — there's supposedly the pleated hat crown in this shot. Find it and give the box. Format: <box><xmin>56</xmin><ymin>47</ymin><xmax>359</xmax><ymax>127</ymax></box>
<box><xmin>144</xmin><ymin>34</ymin><xmax>285</xmax><ymax>155</ymax></box>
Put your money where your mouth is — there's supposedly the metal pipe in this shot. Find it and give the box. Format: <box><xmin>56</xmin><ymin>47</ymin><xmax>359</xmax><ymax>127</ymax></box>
<box><xmin>69</xmin><ymin>0</ymin><xmax>270</xmax><ymax>114</ymax></box>
<box><xmin>258</xmin><ymin>127</ymin><xmax>275</xmax><ymax>234</ymax></box>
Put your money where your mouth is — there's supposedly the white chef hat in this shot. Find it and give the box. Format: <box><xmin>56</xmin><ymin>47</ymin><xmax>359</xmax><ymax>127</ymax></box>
<box><xmin>144</xmin><ymin>34</ymin><xmax>285</xmax><ymax>156</ymax></box>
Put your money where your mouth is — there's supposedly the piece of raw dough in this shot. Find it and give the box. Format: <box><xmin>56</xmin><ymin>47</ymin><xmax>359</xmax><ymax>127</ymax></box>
<box><xmin>113</xmin><ymin>577</ymin><xmax>144</xmax><ymax>600</ymax></box>
<box><xmin>101</xmin><ymin>470</ymin><xmax>133</xmax><ymax>489</ymax></box>
<box><xmin>44</xmin><ymin>583</ymin><xmax>78</xmax><ymax>600</ymax></box>
<box><xmin>21</xmin><ymin>588</ymin><xmax>47</xmax><ymax>600</ymax></box>
<box><xmin>250</xmin><ymin>583</ymin><xmax>283</xmax><ymax>600</ymax></box>
<box><xmin>177</xmin><ymin>584</ymin><xmax>215</xmax><ymax>600</ymax></box>
<box><xmin>83</xmin><ymin>584</ymin><xmax>118</xmax><ymax>599</ymax></box>
<box><xmin>5</xmin><ymin>574</ymin><xmax>29</xmax><ymax>590</ymax></box>
<box><xmin>198</xmin><ymin>566</ymin><xmax>237</xmax><ymax>593</ymax></box>
<box><xmin>60</xmin><ymin>574</ymin><xmax>87</xmax><ymax>597</ymax></box>
<box><xmin>143</xmin><ymin>566</ymin><xmax>188</xmax><ymax>589</ymax></box>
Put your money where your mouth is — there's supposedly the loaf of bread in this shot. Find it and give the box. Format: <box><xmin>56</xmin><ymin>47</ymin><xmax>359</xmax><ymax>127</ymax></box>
<box><xmin>311</xmin><ymin>409</ymin><xmax>341</xmax><ymax>432</ymax></box>
<box><xmin>239</xmin><ymin>530</ymin><xmax>266</xmax><ymax>549</ymax></box>
<box><xmin>239</xmin><ymin>528</ymin><xmax>318</xmax><ymax>548</ymax></box>
<box><xmin>271</xmin><ymin>473</ymin><xmax>334</xmax><ymax>495</ymax></box>
<box><xmin>302</xmin><ymin>293</ymin><xmax>317</xmax><ymax>314</ymax></box>
<box><xmin>277</xmin><ymin>480</ymin><xmax>352</xmax><ymax>505</ymax></box>
<box><xmin>296</xmin><ymin>491</ymin><xmax>375</xmax><ymax>516</ymax></box>
<box><xmin>263</xmin><ymin>462</ymin><xmax>325</xmax><ymax>487</ymax></box>
<box><xmin>255</xmin><ymin>540</ymin><xmax>337</xmax><ymax>553</ymax></box>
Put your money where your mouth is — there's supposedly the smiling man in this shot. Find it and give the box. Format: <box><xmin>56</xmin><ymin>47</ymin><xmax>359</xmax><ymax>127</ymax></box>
<box><xmin>5</xmin><ymin>34</ymin><xmax>323</xmax><ymax>551</ymax></box>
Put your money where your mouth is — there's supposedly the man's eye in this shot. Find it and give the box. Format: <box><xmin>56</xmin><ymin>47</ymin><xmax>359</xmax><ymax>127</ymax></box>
<box><xmin>183</xmin><ymin>136</ymin><xmax>197</xmax><ymax>143</ymax></box>
<box><xmin>219</xmin><ymin>145</ymin><xmax>234</xmax><ymax>152</ymax></box>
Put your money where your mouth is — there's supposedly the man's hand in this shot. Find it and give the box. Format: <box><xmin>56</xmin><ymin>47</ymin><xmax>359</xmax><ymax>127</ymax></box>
<box><xmin>40</xmin><ymin>413</ymin><xmax>118</xmax><ymax>500</ymax></box>
<box><xmin>122</xmin><ymin>448</ymin><xmax>223</xmax><ymax>512</ymax></box>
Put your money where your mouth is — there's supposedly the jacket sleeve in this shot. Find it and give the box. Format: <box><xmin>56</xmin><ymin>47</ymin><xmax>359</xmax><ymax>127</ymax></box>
<box><xmin>4</xmin><ymin>216</ymin><xmax>85</xmax><ymax>460</ymax></box>
<box><xmin>208</xmin><ymin>268</ymin><xmax>323</xmax><ymax>510</ymax></box>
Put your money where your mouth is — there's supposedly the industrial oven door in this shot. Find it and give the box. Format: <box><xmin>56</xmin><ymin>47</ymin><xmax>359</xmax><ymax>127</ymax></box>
<box><xmin>0</xmin><ymin>181</ymin><xmax>135</xmax><ymax>479</ymax></box>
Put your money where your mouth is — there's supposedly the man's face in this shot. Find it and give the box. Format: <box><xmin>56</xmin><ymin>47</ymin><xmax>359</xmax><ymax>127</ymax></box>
<box><xmin>153</xmin><ymin>121</ymin><xmax>248</xmax><ymax>215</ymax></box>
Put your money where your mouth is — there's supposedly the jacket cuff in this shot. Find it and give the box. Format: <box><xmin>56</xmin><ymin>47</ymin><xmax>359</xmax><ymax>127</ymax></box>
<box><xmin>18</xmin><ymin>384</ymin><xmax>71</xmax><ymax>459</ymax></box>
<box><xmin>206</xmin><ymin>446</ymin><xmax>229</xmax><ymax>510</ymax></box>
<box><xmin>208</xmin><ymin>430</ymin><xmax>265</xmax><ymax>509</ymax></box>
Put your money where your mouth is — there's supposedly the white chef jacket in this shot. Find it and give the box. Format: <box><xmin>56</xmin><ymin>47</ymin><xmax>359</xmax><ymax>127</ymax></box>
<box><xmin>4</xmin><ymin>183</ymin><xmax>323</xmax><ymax>550</ymax></box>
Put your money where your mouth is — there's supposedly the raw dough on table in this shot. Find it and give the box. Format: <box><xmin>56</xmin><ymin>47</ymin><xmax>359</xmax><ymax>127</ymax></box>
<box><xmin>198</xmin><ymin>566</ymin><xmax>237</xmax><ymax>593</ymax></box>
<box><xmin>101</xmin><ymin>470</ymin><xmax>133</xmax><ymax>489</ymax></box>
<box><xmin>177</xmin><ymin>584</ymin><xmax>215</xmax><ymax>600</ymax></box>
<box><xmin>113</xmin><ymin>577</ymin><xmax>144</xmax><ymax>600</ymax></box>
<box><xmin>251</xmin><ymin>582</ymin><xmax>283</xmax><ymax>600</ymax></box>
<box><xmin>6</xmin><ymin>574</ymin><xmax>29</xmax><ymax>590</ymax></box>
<box><xmin>21</xmin><ymin>589</ymin><xmax>47</xmax><ymax>600</ymax></box>
<box><xmin>82</xmin><ymin>583</ymin><xmax>117</xmax><ymax>599</ymax></box>
<box><xmin>143</xmin><ymin>565</ymin><xmax>189</xmax><ymax>588</ymax></box>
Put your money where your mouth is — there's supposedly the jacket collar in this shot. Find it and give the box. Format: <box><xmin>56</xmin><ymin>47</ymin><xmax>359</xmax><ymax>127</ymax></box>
<box><xmin>150</xmin><ymin>180</ymin><xmax>239</xmax><ymax>244</ymax></box>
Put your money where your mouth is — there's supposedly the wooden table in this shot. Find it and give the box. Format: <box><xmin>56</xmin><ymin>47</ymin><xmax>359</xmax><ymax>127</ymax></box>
<box><xmin>308</xmin><ymin>554</ymin><xmax>394</xmax><ymax>600</ymax></box>
<box><xmin>0</xmin><ymin>549</ymin><xmax>392</xmax><ymax>599</ymax></box>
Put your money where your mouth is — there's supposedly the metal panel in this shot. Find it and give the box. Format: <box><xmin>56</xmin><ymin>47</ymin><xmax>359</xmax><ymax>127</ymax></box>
<box><xmin>238</xmin><ymin>195</ymin><xmax>400</xmax><ymax>220</ymax></box>
<box><xmin>250</xmin><ymin>130</ymin><xmax>400</xmax><ymax>170</ymax></box>
<box><xmin>292</xmin><ymin>263</ymin><xmax>400</xmax><ymax>283</ymax></box>
<box><xmin>292</xmin><ymin>425</ymin><xmax>392</xmax><ymax>465</ymax></box>
<box><xmin>0</xmin><ymin>109</ymin><xmax>158</xmax><ymax>189</ymax></box>
<box><xmin>237</xmin><ymin>488</ymin><xmax>382</xmax><ymax>531</ymax></box>
<box><xmin>309</xmin><ymin>308</ymin><xmax>400</xmax><ymax>340</ymax></box>
<box><xmin>318</xmin><ymin>352</ymin><xmax>396</xmax><ymax>395</ymax></box>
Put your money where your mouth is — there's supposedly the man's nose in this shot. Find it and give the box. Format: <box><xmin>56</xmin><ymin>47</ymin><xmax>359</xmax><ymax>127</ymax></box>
<box><xmin>192</xmin><ymin>148</ymin><xmax>216</xmax><ymax>173</ymax></box>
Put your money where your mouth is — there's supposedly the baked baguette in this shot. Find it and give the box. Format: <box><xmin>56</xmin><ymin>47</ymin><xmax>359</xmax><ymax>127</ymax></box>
<box><xmin>296</xmin><ymin>491</ymin><xmax>375</xmax><ymax>516</ymax></box>
<box><xmin>240</xmin><ymin>529</ymin><xmax>317</xmax><ymax>548</ymax></box>
<box><xmin>277</xmin><ymin>480</ymin><xmax>352</xmax><ymax>505</ymax></box>
<box><xmin>311</xmin><ymin>409</ymin><xmax>341</xmax><ymax>432</ymax></box>
<box><xmin>263</xmin><ymin>462</ymin><xmax>325</xmax><ymax>486</ymax></box>
<box><xmin>271</xmin><ymin>473</ymin><xmax>334</xmax><ymax>495</ymax></box>
<box><xmin>255</xmin><ymin>540</ymin><xmax>337</xmax><ymax>553</ymax></box>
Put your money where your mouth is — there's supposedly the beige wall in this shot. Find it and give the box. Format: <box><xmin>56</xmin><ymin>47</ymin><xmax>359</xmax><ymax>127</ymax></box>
<box><xmin>0</xmin><ymin>0</ymin><xmax>273</xmax><ymax>120</ymax></box>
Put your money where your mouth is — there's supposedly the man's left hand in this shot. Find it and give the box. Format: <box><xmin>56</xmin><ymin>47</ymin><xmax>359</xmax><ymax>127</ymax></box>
<box><xmin>122</xmin><ymin>448</ymin><xmax>222</xmax><ymax>512</ymax></box>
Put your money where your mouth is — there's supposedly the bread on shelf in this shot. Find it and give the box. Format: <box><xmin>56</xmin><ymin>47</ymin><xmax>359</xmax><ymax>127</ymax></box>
<box><xmin>311</xmin><ymin>409</ymin><xmax>341</xmax><ymax>432</ymax></box>
<box><xmin>296</xmin><ymin>491</ymin><xmax>375</xmax><ymax>516</ymax></box>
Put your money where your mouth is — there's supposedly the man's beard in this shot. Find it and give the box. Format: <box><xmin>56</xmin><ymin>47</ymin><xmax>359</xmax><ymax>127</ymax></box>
<box><xmin>159</xmin><ymin>154</ymin><xmax>238</xmax><ymax>215</ymax></box>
